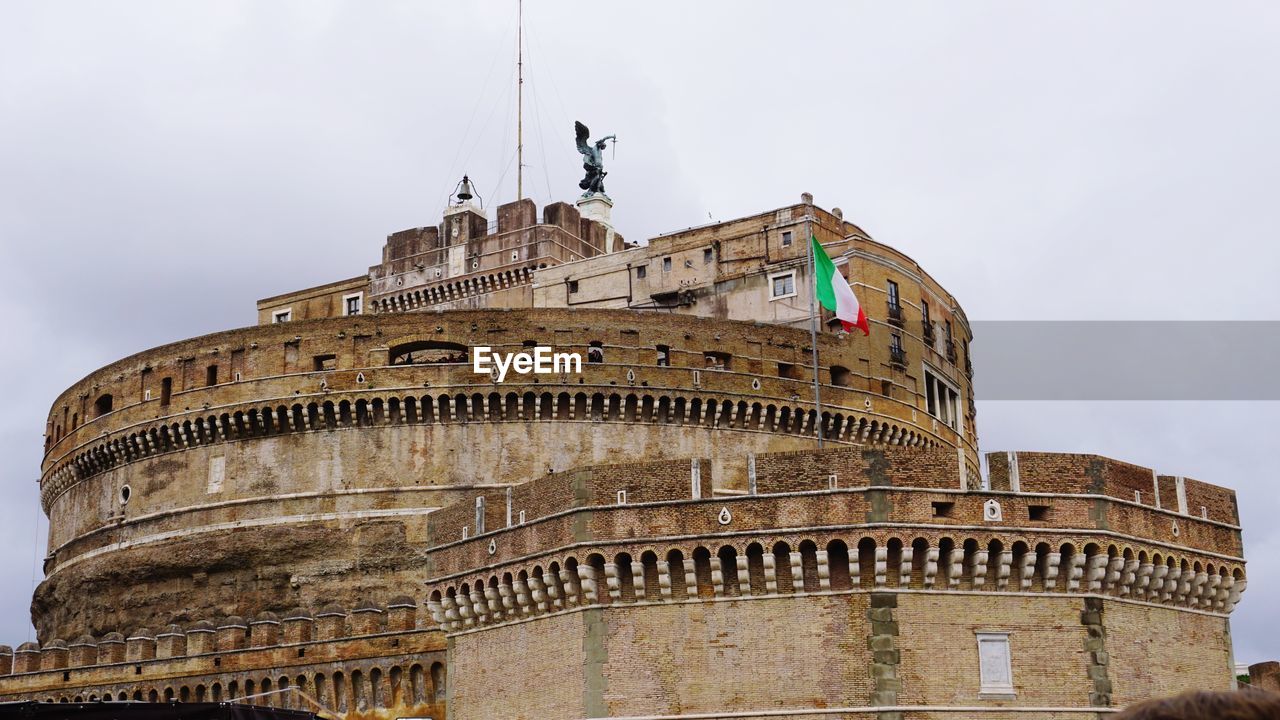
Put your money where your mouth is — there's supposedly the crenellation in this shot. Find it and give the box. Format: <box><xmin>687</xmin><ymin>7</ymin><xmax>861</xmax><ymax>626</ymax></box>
<box><xmin>124</xmin><ymin>630</ymin><xmax>155</xmax><ymax>663</ymax></box>
<box><xmin>13</xmin><ymin>643</ymin><xmax>39</xmax><ymax>674</ymax></box>
<box><xmin>154</xmin><ymin>625</ymin><xmax>185</xmax><ymax>659</ymax></box>
<box><xmin>249</xmin><ymin>612</ymin><xmax>280</xmax><ymax>648</ymax></box>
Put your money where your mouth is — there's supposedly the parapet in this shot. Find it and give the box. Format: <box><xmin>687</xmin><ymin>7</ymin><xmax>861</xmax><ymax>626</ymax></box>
<box><xmin>987</xmin><ymin>451</ymin><xmax>1239</xmax><ymax>525</ymax></box>
<box><xmin>0</xmin><ymin>597</ymin><xmax>425</xmax><ymax>682</ymax></box>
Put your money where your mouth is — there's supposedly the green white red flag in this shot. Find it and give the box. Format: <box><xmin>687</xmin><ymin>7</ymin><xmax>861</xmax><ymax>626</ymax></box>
<box><xmin>811</xmin><ymin>235</ymin><xmax>870</xmax><ymax>336</ymax></box>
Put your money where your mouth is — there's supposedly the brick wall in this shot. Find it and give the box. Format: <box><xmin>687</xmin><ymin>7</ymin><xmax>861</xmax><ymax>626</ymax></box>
<box><xmin>448</xmin><ymin>612</ymin><xmax>586</xmax><ymax>720</ymax></box>
<box><xmin>1103</xmin><ymin>601</ymin><xmax>1233</xmax><ymax>704</ymax></box>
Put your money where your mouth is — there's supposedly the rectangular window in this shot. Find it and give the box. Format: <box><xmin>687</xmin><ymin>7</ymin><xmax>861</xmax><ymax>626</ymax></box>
<box><xmin>663</xmin><ymin>257</ymin><xmax>672</xmax><ymax>272</ymax></box>
<box><xmin>656</xmin><ymin>344</ymin><xmax>670</xmax><ymax>366</ymax></box>
<box><xmin>206</xmin><ymin>365</ymin><xmax>218</xmax><ymax>387</ymax></box>
<box><xmin>703</xmin><ymin>247</ymin><xmax>713</xmax><ymax>264</ymax></box>
<box><xmin>921</xmin><ymin>300</ymin><xmax>930</xmax><ymax>324</ymax></box>
<box><xmin>636</xmin><ymin>265</ymin><xmax>647</xmax><ymax>279</ymax></box>
<box><xmin>314</xmin><ymin>354</ymin><xmax>337</xmax><ymax>371</ymax></box>
<box><xmin>887</xmin><ymin>280</ymin><xmax>900</xmax><ymax>309</ymax></box>
<box><xmin>781</xmin><ymin>230</ymin><xmax>793</xmax><ymax>247</ymax></box>
<box><xmin>568</xmin><ymin>280</ymin><xmax>579</xmax><ymax>294</ymax></box>
<box><xmin>770</xmin><ymin>272</ymin><xmax>796</xmax><ymax>299</ymax></box>
<box><xmin>160</xmin><ymin>377</ymin><xmax>173</xmax><ymax>406</ymax></box>
<box><xmin>272</xmin><ymin>309</ymin><xmax>292</xmax><ymax>323</ymax></box>
<box><xmin>976</xmin><ymin>632</ymin><xmax>1015</xmax><ymax>696</ymax></box>
<box><xmin>889</xmin><ymin>333</ymin><xmax>905</xmax><ymax>366</ymax></box>
<box><xmin>931</xmin><ymin>501</ymin><xmax>955</xmax><ymax>518</ymax></box>
<box><xmin>343</xmin><ymin>293</ymin><xmax>362</xmax><ymax>317</ymax></box>
<box><xmin>777</xmin><ymin>362</ymin><xmax>797</xmax><ymax>379</ymax></box>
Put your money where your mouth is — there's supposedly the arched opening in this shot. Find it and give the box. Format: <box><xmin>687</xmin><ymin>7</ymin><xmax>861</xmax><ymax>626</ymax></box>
<box><xmin>717</xmin><ymin>546</ymin><xmax>740</xmax><ymax>596</ymax></box>
<box><xmin>390</xmin><ymin>341</ymin><xmax>468</xmax><ymax>366</ymax></box>
<box><xmin>827</xmin><ymin>539</ymin><xmax>851</xmax><ymax>590</ymax></box>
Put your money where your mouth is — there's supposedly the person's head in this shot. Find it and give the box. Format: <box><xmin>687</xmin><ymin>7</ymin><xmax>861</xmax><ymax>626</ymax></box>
<box><xmin>1113</xmin><ymin>690</ymin><xmax>1280</xmax><ymax>720</ymax></box>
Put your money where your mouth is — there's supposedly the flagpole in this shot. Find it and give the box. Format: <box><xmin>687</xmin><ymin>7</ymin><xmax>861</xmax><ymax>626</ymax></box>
<box><xmin>804</xmin><ymin>192</ymin><xmax>825</xmax><ymax>449</ymax></box>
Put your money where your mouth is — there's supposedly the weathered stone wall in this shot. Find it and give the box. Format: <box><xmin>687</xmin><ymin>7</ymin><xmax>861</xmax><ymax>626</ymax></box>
<box><xmin>38</xmin><ymin>308</ymin><xmax>974</xmax><ymax>641</ymax></box>
<box><xmin>0</xmin><ymin>600</ymin><xmax>447</xmax><ymax>720</ymax></box>
<box><xmin>421</xmin><ymin>445</ymin><xmax>1244</xmax><ymax>720</ymax></box>
<box><xmin>1103</xmin><ymin>601</ymin><xmax>1233</xmax><ymax>705</ymax></box>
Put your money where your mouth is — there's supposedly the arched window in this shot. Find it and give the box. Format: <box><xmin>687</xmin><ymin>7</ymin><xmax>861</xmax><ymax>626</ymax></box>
<box><xmin>390</xmin><ymin>341</ymin><xmax>468</xmax><ymax>366</ymax></box>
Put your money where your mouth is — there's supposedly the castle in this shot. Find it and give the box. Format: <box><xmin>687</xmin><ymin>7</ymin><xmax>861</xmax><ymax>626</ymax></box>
<box><xmin>0</xmin><ymin>190</ymin><xmax>1246</xmax><ymax>719</ymax></box>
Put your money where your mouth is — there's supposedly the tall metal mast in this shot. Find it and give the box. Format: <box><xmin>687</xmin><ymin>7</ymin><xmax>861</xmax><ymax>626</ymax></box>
<box><xmin>516</xmin><ymin>0</ymin><xmax>524</xmax><ymax>201</ymax></box>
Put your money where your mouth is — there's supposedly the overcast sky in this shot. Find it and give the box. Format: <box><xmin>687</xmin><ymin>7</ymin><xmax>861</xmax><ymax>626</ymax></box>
<box><xmin>1</xmin><ymin>1</ymin><xmax>1276</xmax><ymax>665</ymax></box>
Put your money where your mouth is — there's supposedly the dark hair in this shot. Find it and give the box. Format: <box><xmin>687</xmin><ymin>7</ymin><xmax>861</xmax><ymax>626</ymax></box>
<box><xmin>1113</xmin><ymin>690</ymin><xmax>1280</xmax><ymax>720</ymax></box>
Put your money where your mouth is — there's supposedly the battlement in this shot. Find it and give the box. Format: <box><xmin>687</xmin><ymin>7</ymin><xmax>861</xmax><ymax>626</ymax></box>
<box><xmin>0</xmin><ymin>598</ymin><xmax>446</xmax><ymax>714</ymax></box>
<box><xmin>422</xmin><ymin>447</ymin><xmax>1245</xmax><ymax>623</ymax></box>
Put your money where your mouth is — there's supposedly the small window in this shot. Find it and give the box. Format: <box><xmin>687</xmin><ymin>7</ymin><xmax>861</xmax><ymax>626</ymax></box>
<box><xmin>931</xmin><ymin>501</ymin><xmax>955</xmax><ymax>518</ymax></box>
<box><xmin>887</xmin><ymin>280</ymin><xmax>900</xmax><ymax>309</ymax></box>
<box><xmin>313</xmin><ymin>354</ymin><xmax>337</xmax><ymax>372</ymax></box>
<box><xmin>587</xmin><ymin>341</ymin><xmax>603</xmax><ymax>363</ymax></box>
<box><xmin>703</xmin><ymin>351</ymin><xmax>731</xmax><ymax>370</ymax></box>
<box><xmin>656</xmin><ymin>345</ymin><xmax>670</xmax><ymax>367</ymax></box>
<box><xmin>770</xmin><ymin>272</ymin><xmax>796</xmax><ymax>300</ymax></box>
<box><xmin>662</xmin><ymin>257</ymin><xmax>672</xmax><ymax>272</ymax></box>
<box><xmin>1028</xmin><ymin>505</ymin><xmax>1050</xmax><ymax>521</ymax></box>
<box><xmin>781</xmin><ymin>230</ymin><xmax>793</xmax><ymax>247</ymax></box>
<box><xmin>119</xmin><ymin>485</ymin><xmax>131</xmax><ymax>506</ymax></box>
<box><xmin>703</xmin><ymin>248</ymin><xmax>713</xmax><ymax>264</ymax></box>
<box><xmin>160</xmin><ymin>377</ymin><xmax>173</xmax><ymax>406</ymax></box>
<box><xmin>635</xmin><ymin>265</ymin><xmax>647</xmax><ymax>279</ymax></box>
<box><xmin>830</xmin><ymin>365</ymin><xmax>851</xmax><ymax>386</ymax></box>
<box><xmin>777</xmin><ymin>362</ymin><xmax>797</xmax><ymax>379</ymax></box>
<box><xmin>880</xmin><ymin>379</ymin><xmax>892</xmax><ymax>397</ymax></box>
<box><xmin>343</xmin><ymin>293</ymin><xmax>362</xmax><ymax>317</ymax></box>
<box><xmin>206</xmin><ymin>365</ymin><xmax>218</xmax><ymax>386</ymax></box>
<box><xmin>921</xmin><ymin>300</ymin><xmax>930</xmax><ymax>324</ymax></box>
<box><xmin>94</xmin><ymin>394</ymin><xmax>113</xmax><ymax>418</ymax></box>
<box><xmin>272</xmin><ymin>309</ymin><xmax>292</xmax><ymax>323</ymax></box>
<box><xmin>976</xmin><ymin>632</ymin><xmax>1015</xmax><ymax>696</ymax></box>
<box><xmin>568</xmin><ymin>280</ymin><xmax>580</xmax><ymax>294</ymax></box>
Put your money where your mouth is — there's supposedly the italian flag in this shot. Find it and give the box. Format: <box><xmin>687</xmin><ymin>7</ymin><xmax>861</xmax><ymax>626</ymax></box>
<box><xmin>812</xmin><ymin>235</ymin><xmax>870</xmax><ymax>336</ymax></box>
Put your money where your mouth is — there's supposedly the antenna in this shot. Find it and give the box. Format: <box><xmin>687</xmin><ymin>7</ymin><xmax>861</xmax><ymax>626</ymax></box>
<box><xmin>516</xmin><ymin>0</ymin><xmax>524</xmax><ymax>201</ymax></box>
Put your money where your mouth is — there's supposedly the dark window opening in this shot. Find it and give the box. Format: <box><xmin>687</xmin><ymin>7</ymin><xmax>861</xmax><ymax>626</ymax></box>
<box><xmin>314</xmin><ymin>354</ymin><xmax>337</xmax><ymax>371</ymax></box>
<box><xmin>1029</xmin><ymin>505</ymin><xmax>1051</xmax><ymax>521</ymax></box>
<box><xmin>389</xmin><ymin>341</ymin><xmax>467</xmax><ymax>366</ymax></box>
<box><xmin>160</xmin><ymin>377</ymin><xmax>173</xmax><ymax>406</ymax></box>
<box><xmin>781</xmin><ymin>230</ymin><xmax>793</xmax><ymax>247</ymax></box>
<box><xmin>777</xmin><ymin>362</ymin><xmax>797</xmax><ymax>379</ymax></box>
<box><xmin>93</xmin><ymin>394</ymin><xmax>113</xmax><ymax>418</ymax></box>
<box><xmin>703</xmin><ymin>351</ymin><xmax>731</xmax><ymax>371</ymax></box>
<box><xmin>662</xmin><ymin>257</ymin><xmax>672</xmax><ymax>272</ymax></box>
<box><xmin>345</xmin><ymin>296</ymin><xmax>362</xmax><ymax>316</ymax></box>
<box><xmin>932</xmin><ymin>501</ymin><xmax>955</xmax><ymax>518</ymax></box>
<box><xmin>206</xmin><ymin>365</ymin><xmax>218</xmax><ymax>387</ymax></box>
<box><xmin>886</xmin><ymin>280</ymin><xmax>903</xmax><ymax>324</ymax></box>
<box><xmin>703</xmin><ymin>248</ymin><xmax>713</xmax><ymax>264</ymax></box>
<box><xmin>635</xmin><ymin>265</ymin><xmax>647</xmax><ymax>279</ymax></box>
<box><xmin>889</xmin><ymin>334</ymin><xmax>906</xmax><ymax>366</ymax></box>
<box><xmin>880</xmin><ymin>379</ymin><xmax>892</xmax><ymax>397</ymax></box>
<box><xmin>568</xmin><ymin>280</ymin><xmax>579</xmax><ymax>294</ymax></box>
<box><xmin>830</xmin><ymin>365</ymin><xmax>851</xmax><ymax>386</ymax></box>
<box><xmin>656</xmin><ymin>344</ymin><xmax>670</xmax><ymax>366</ymax></box>
<box><xmin>587</xmin><ymin>341</ymin><xmax>603</xmax><ymax>363</ymax></box>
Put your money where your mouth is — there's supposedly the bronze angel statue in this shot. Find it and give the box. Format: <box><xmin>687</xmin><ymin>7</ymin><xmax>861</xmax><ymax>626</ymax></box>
<box><xmin>575</xmin><ymin>121</ymin><xmax>615</xmax><ymax>196</ymax></box>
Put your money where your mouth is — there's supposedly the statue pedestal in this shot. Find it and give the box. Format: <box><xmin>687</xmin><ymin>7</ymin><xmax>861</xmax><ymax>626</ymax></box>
<box><xmin>576</xmin><ymin>194</ymin><xmax>615</xmax><ymax>252</ymax></box>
